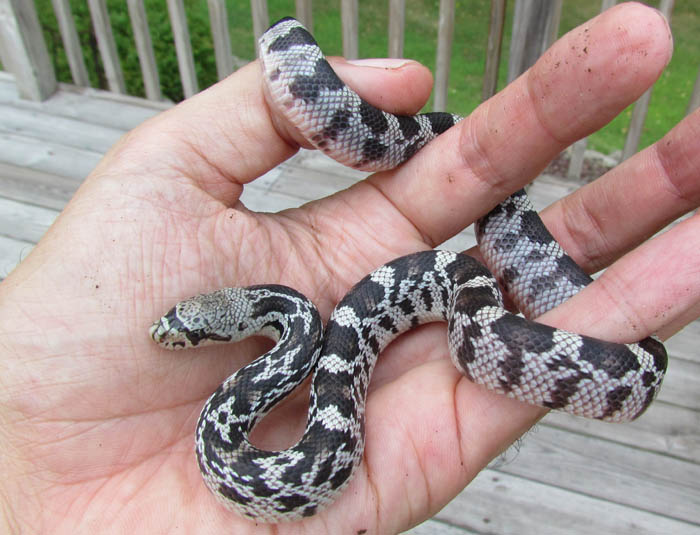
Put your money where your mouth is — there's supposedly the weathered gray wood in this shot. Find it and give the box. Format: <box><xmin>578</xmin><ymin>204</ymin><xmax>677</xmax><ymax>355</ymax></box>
<box><xmin>657</xmin><ymin>355</ymin><xmax>700</xmax><ymax>410</ymax></box>
<box><xmin>567</xmin><ymin>139</ymin><xmax>588</xmax><ymax>179</ymax></box>
<box><xmin>546</xmin><ymin>0</ymin><xmax>562</xmax><ymax>49</ymax></box>
<box><xmin>388</xmin><ymin>0</ymin><xmax>405</xmax><ymax>58</ymax></box>
<box><xmin>482</xmin><ymin>0</ymin><xmax>506</xmax><ymax>101</ymax></box>
<box><xmin>262</xmin><ymin>150</ymin><xmax>367</xmax><ymax>201</ymax></box>
<box><xmin>508</xmin><ymin>0</ymin><xmax>562</xmax><ymax>82</ymax></box>
<box><xmin>295</xmin><ymin>0</ymin><xmax>312</xmax><ymax>33</ymax></box>
<box><xmin>666</xmin><ymin>319</ymin><xmax>700</xmax><ymax>364</ymax></box>
<box><xmin>87</xmin><ymin>0</ymin><xmax>126</xmax><ymax>94</ymax></box>
<box><xmin>436</xmin><ymin>469</ymin><xmax>700</xmax><ymax>534</ymax></box>
<box><xmin>531</xmin><ymin>173</ymin><xmax>577</xmax><ymax>207</ymax></box>
<box><xmin>404</xmin><ymin>519</ymin><xmax>475</xmax><ymax>535</ymax></box>
<box><xmin>0</xmin><ymin>75</ymin><xmax>167</xmax><ymax>131</ymax></box>
<box><xmin>0</xmin><ymin>131</ymin><xmax>103</xmax><ymax>180</ymax></box>
<box><xmin>127</xmin><ymin>0</ymin><xmax>162</xmax><ymax>101</ymax></box>
<box><xmin>566</xmin><ymin>0</ymin><xmax>617</xmax><ymax>179</ymax></box>
<box><xmin>0</xmin><ymin>103</ymin><xmax>124</xmax><ymax>153</ymax></box>
<box><xmin>0</xmin><ymin>234</ymin><xmax>33</xmax><ymax>279</ymax></box>
<box><xmin>51</xmin><ymin>0</ymin><xmax>90</xmax><ymax>87</ymax></box>
<box><xmin>687</xmin><ymin>66</ymin><xmax>700</xmax><ymax>115</ymax></box>
<box><xmin>0</xmin><ymin>0</ymin><xmax>57</xmax><ymax>100</ymax></box>
<box><xmin>238</xmin><ymin>152</ymin><xmax>341</xmax><ymax>212</ymax></box>
<box><xmin>207</xmin><ymin>0</ymin><xmax>234</xmax><ymax>80</ymax></box>
<box><xmin>0</xmin><ymin>162</ymin><xmax>81</xmax><ymax>210</ymax></box>
<box><xmin>341</xmin><ymin>0</ymin><xmax>359</xmax><ymax>60</ymax></box>
<box><xmin>0</xmin><ymin>196</ymin><xmax>58</xmax><ymax>244</ymax></box>
<box><xmin>167</xmin><ymin>0</ymin><xmax>199</xmax><ymax>98</ymax></box>
<box><xmin>501</xmin><ymin>423</ymin><xmax>700</xmax><ymax>524</ymax></box>
<box><xmin>621</xmin><ymin>83</ymin><xmax>653</xmax><ymax>162</ymax></box>
<box><xmin>621</xmin><ymin>0</ymin><xmax>674</xmax><ymax>161</ymax></box>
<box><xmin>546</xmin><ymin>401</ymin><xmax>700</xmax><ymax>464</ymax></box>
<box><xmin>433</xmin><ymin>0</ymin><xmax>455</xmax><ymax>112</ymax></box>
<box><xmin>251</xmin><ymin>0</ymin><xmax>269</xmax><ymax>48</ymax></box>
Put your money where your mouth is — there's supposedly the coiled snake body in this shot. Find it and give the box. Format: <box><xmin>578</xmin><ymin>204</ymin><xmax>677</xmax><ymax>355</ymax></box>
<box><xmin>150</xmin><ymin>17</ymin><xmax>667</xmax><ymax>523</ymax></box>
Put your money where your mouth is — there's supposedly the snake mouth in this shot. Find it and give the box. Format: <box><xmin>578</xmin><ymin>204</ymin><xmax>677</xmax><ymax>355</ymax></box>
<box><xmin>149</xmin><ymin>317</ymin><xmax>173</xmax><ymax>344</ymax></box>
<box><xmin>149</xmin><ymin>315</ymin><xmax>188</xmax><ymax>349</ymax></box>
<box><xmin>150</xmin><ymin>311</ymin><xmax>231</xmax><ymax>349</ymax></box>
<box><xmin>148</xmin><ymin>319</ymin><xmax>166</xmax><ymax>342</ymax></box>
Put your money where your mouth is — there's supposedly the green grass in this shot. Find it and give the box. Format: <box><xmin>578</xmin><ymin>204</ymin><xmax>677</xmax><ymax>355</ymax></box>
<box><xmin>34</xmin><ymin>0</ymin><xmax>699</xmax><ymax>155</ymax></box>
<box><xmin>557</xmin><ymin>1</ymin><xmax>700</xmax><ymax>154</ymax></box>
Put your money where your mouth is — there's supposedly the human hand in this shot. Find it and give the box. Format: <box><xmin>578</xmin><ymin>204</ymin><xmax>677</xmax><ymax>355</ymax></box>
<box><xmin>1</xmin><ymin>3</ymin><xmax>696</xmax><ymax>534</ymax></box>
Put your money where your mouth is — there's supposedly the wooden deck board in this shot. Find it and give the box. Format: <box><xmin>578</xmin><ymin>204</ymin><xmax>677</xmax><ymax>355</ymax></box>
<box><xmin>0</xmin><ymin>73</ymin><xmax>170</xmax><ymax>130</ymax></box>
<box><xmin>405</xmin><ymin>519</ymin><xmax>478</xmax><ymax>535</ymax></box>
<box><xmin>0</xmin><ymin>131</ymin><xmax>103</xmax><ymax>180</ymax></box>
<box><xmin>499</xmin><ymin>423</ymin><xmax>700</xmax><ymax>523</ymax></box>
<box><xmin>436</xmin><ymin>469</ymin><xmax>700</xmax><ymax>535</ymax></box>
<box><xmin>0</xmin><ymin>196</ymin><xmax>59</xmax><ymax>243</ymax></box>
<box><xmin>0</xmin><ymin>102</ymin><xmax>125</xmax><ymax>153</ymax></box>
<box><xmin>667</xmin><ymin>319</ymin><xmax>700</xmax><ymax>364</ymax></box>
<box><xmin>0</xmin><ymin>234</ymin><xmax>34</xmax><ymax>279</ymax></box>
<box><xmin>0</xmin><ymin>162</ymin><xmax>81</xmax><ymax>210</ymax></box>
<box><xmin>1</xmin><ymin>77</ymin><xmax>699</xmax><ymax>534</ymax></box>
<box><xmin>546</xmin><ymin>404</ymin><xmax>700</xmax><ymax>464</ymax></box>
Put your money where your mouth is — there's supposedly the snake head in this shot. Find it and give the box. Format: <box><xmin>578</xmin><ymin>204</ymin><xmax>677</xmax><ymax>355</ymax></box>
<box><xmin>149</xmin><ymin>291</ymin><xmax>239</xmax><ymax>350</ymax></box>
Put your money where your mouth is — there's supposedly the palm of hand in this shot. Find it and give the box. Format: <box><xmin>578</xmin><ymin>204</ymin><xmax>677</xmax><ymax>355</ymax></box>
<box><xmin>4</xmin><ymin>60</ymin><xmax>516</xmax><ymax>534</ymax></box>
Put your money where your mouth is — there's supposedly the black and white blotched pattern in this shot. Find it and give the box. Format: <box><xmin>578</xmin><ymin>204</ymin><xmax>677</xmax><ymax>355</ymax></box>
<box><xmin>149</xmin><ymin>17</ymin><xmax>668</xmax><ymax>523</ymax></box>
<box><xmin>259</xmin><ymin>17</ymin><xmax>462</xmax><ymax>171</ymax></box>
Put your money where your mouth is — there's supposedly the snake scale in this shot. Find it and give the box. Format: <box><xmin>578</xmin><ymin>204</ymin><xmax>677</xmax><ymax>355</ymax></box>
<box><xmin>150</xmin><ymin>17</ymin><xmax>668</xmax><ymax>523</ymax></box>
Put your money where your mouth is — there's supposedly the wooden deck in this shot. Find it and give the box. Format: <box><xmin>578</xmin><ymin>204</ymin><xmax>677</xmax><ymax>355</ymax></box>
<box><xmin>1</xmin><ymin>71</ymin><xmax>699</xmax><ymax>534</ymax></box>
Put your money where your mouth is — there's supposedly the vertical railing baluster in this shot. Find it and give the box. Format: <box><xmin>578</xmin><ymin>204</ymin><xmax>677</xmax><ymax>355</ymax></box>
<box><xmin>482</xmin><ymin>0</ymin><xmax>506</xmax><ymax>102</ymax></box>
<box><xmin>127</xmin><ymin>0</ymin><xmax>162</xmax><ymax>101</ymax></box>
<box><xmin>251</xmin><ymin>0</ymin><xmax>269</xmax><ymax>54</ymax></box>
<box><xmin>341</xmin><ymin>0</ymin><xmax>358</xmax><ymax>60</ymax></box>
<box><xmin>207</xmin><ymin>0</ymin><xmax>234</xmax><ymax>80</ymax></box>
<box><xmin>508</xmin><ymin>0</ymin><xmax>562</xmax><ymax>83</ymax></box>
<box><xmin>0</xmin><ymin>0</ymin><xmax>57</xmax><ymax>100</ymax></box>
<box><xmin>434</xmin><ymin>0</ymin><xmax>455</xmax><ymax>112</ymax></box>
<box><xmin>166</xmin><ymin>0</ymin><xmax>199</xmax><ymax>98</ymax></box>
<box><xmin>622</xmin><ymin>0</ymin><xmax>674</xmax><ymax>160</ymax></box>
<box><xmin>388</xmin><ymin>0</ymin><xmax>405</xmax><ymax>58</ymax></box>
<box><xmin>51</xmin><ymin>0</ymin><xmax>90</xmax><ymax>87</ymax></box>
<box><xmin>567</xmin><ymin>0</ymin><xmax>617</xmax><ymax>180</ymax></box>
<box><xmin>87</xmin><ymin>0</ymin><xmax>126</xmax><ymax>94</ymax></box>
<box><xmin>295</xmin><ymin>0</ymin><xmax>313</xmax><ymax>33</ymax></box>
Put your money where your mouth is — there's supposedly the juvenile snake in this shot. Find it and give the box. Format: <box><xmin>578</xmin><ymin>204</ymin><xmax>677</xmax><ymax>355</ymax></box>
<box><xmin>150</xmin><ymin>17</ymin><xmax>667</xmax><ymax>523</ymax></box>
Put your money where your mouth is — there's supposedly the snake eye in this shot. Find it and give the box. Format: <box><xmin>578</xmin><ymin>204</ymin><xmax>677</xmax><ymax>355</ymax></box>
<box><xmin>238</xmin><ymin>322</ymin><xmax>248</xmax><ymax>331</ymax></box>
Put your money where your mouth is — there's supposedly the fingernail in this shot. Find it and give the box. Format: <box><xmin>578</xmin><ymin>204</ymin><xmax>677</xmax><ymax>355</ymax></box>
<box><xmin>346</xmin><ymin>58</ymin><xmax>412</xmax><ymax>69</ymax></box>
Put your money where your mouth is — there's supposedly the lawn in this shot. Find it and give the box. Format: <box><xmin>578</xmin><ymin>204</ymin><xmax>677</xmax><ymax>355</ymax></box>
<box><xmin>34</xmin><ymin>0</ymin><xmax>700</xmax><ymax>155</ymax></box>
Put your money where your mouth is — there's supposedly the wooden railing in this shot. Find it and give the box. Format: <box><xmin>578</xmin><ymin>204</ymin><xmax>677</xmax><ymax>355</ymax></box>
<box><xmin>0</xmin><ymin>0</ymin><xmax>697</xmax><ymax>178</ymax></box>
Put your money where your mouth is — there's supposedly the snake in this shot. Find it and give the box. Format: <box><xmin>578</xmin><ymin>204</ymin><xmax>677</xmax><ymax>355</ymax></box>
<box><xmin>149</xmin><ymin>17</ymin><xmax>668</xmax><ymax>523</ymax></box>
